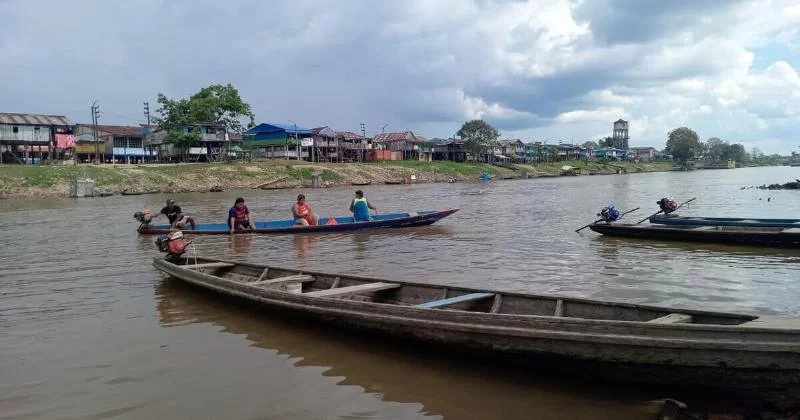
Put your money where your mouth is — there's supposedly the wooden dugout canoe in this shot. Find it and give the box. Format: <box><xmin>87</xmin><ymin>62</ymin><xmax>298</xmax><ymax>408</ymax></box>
<box><xmin>152</xmin><ymin>255</ymin><xmax>800</xmax><ymax>404</ymax></box>
<box><xmin>650</xmin><ymin>214</ymin><xmax>800</xmax><ymax>228</ymax></box>
<box><xmin>137</xmin><ymin>209</ymin><xmax>458</xmax><ymax>235</ymax></box>
<box><xmin>588</xmin><ymin>223</ymin><xmax>800</xmax><ymax>248</ymax></box>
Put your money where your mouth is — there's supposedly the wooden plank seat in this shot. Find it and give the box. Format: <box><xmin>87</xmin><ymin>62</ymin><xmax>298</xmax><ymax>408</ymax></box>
<box><xmin>251</xmin><ymin>274</ymin><xmax>315</xmax><ymax>286</ymax></box>
<box><xmin>185</xmin><ymin>262</ymin><xmax>236</xmax><ymax>269</ymax></box>
<box><xmin>648</xmin><ymin>313</ymin><xmax>693</xmax><ymax>324</ymax></box>
<box><xmin>415</xmin><ymin>292</ymin><xmax>495</xmax><ymax>309</ymax></box>
<box><xmin>304</xmin><ymin>282</ymin><xmax>401</xmax><ymax>298</ymax></box>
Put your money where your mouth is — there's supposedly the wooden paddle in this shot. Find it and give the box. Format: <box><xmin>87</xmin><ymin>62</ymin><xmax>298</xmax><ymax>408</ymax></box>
<box><xmin>635</xmin><ymin>197</ymin><xmax>697</xmax><ymax>225</ymax></box>
<box><xmin>575</xmin><ymin>207</ymin><xmax>640</xmax><ymax>233</ymax></box>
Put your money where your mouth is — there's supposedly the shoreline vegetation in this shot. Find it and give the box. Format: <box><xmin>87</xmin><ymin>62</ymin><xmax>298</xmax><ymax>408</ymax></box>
<box><xmin>0</xmin><ymin>160</ymin><xmax>675</xmax><ymax>198</ymax></box>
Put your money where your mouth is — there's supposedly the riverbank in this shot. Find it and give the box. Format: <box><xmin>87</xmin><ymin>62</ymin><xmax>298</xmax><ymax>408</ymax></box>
<box><xmin>0</xmin><ymin>160</ymin><xmax>673</xmax><ymax>198</ymax></box>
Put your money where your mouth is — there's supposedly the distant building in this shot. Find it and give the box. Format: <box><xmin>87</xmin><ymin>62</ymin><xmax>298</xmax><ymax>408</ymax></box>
<box><xmin>628</xmin><ymin>146</ymin><xmax>657</xmax><ymax>162</ymax></box>
<box><xmin>147</xmin><ymin>123</ymin><xmax>243</xmax><ymax>162</ymax></box>
<box><xmin>612</xmin><ymin>119</ymin><xmax>629</xmax><ymax>150</ymax></box>
<box><xmin>371</xmin><ymin>131</ymin><xmax>431</xmax><ymax>161</ymax></box>
<box><xmin>243</xmin><ymin>122</ymin><xmax>313</xmax><ymax>160</ymax></box>
<box><xmin>74</xmin><ymin>124</ymin><xmax>158</xmax><ymax>163</ymax></box>
<box><xmin>0</xmin><ymin>112</ymin><xmax>73</xmax><ymax>164</ymax></box>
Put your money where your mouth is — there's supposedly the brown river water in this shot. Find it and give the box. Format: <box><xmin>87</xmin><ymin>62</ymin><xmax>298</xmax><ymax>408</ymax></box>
<box><xmin>2</xmin><ymin>166</ymin><xmax>800</xmax><ymax>419</ymax></box>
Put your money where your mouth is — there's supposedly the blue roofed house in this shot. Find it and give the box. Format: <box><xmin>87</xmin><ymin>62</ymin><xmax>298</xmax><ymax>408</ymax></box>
<box><xmin>243</xmin><ymin>123</ymin><xmax>314</xmax><ymax>159</ymax></box>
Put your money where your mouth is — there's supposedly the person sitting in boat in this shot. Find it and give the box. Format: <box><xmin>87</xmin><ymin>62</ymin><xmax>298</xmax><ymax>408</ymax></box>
<box><xmin>292</xmin><ymin>194</ymin><xmax>319</xmax><ymax>226</ymax></box>
<box><xmin>228</xmin><ymin>197</ymin><xmax>255</xmax><ymax>234</ymax></box>
<box><xmin>155</xmin><ymin>199</ymin><xmax>196</xmax><ymax>230</ymax></box>
<box><xmin>350</xmin><ymin>190</ymin><xmax>376</xmax><ymax>222</ymax></box>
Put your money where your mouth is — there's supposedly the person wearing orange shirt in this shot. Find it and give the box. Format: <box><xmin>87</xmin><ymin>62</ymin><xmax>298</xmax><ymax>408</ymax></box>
<box><xmin>292</xmin><ymin>194</ymin><xmax>319</xmax><ymax>226</ymax></box>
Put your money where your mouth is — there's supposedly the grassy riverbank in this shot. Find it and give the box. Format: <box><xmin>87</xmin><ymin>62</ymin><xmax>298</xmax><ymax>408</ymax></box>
<box><xmin>0</xmin><ymin>160</ymin><xmax>672</xmax><ymax>198</ymax></box>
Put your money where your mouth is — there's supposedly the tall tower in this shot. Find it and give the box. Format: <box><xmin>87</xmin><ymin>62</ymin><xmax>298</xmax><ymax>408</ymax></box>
<box><xmin>612</xmin><ymin>119</ymin><xmax>629</xmax><ymax>149</ymax></box>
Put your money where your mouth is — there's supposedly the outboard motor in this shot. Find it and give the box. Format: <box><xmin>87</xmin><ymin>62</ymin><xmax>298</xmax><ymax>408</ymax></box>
<box><xmin>657</xmin><ymin>197</ymin><xmax>679</xmax><ymax>214</ymax></box>
<box><xmin>133</xmin><ymin>209</ymin><xmax>154</xmax><ymax>227</ymax></box>
<box><xmin>597</xmin><ymin>205</ymin><xmax>621</xmax><ymax>224</ymax></box>
<box><xmin>155</xmin><ymin>230</ymin><xmax>190</xmax><ymax>258</ymax></box>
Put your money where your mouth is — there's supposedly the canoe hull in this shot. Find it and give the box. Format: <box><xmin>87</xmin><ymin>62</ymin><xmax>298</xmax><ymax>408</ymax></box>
<box><xmin>152</xmin><ymin>256</ymin><xmax>800</xmax><ymax>405</ymax></box>
<box><xmin>138</xmin><ymin>208</ymin><xmax>458</xmax><ymax>235</ymax></box>
<box><xmin>651</xmin><ymin>214</ymin><xmax>800</xmax><ymax>228</ymax></box>
<box><xmin>589</xmin><ymin>223</ymin><xmax>800</xmax><ymax>248</ymax></box>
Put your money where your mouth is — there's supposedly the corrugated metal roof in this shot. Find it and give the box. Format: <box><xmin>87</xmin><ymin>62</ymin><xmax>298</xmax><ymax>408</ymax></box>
<box><xmin>373</xmin><ymin>131</ymin><xmax>415</xmax><ymax>142</ymax></box>
<box><xmin>75</xmin><ymin>124</ymin><xmax>145</xmax><ymax>136</ymax></box>
<box><xmin>0</xmin><ymin>112</ymin><xmax>71</xmax><ymax>126</ymax></box>
<box><xmin>245</xmin><ymin>123</ymin><xmax>313</xmax><ymax>135</ymax></box>
<box><xmin>337</xmin><ymin>131</ymin><xmax>365</xmax><ymax>140</ymax></box>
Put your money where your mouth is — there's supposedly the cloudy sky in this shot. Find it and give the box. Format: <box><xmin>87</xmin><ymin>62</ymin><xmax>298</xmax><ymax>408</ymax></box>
<box><xmin>1</xmin><ymin>0</ymin><xmax>799</xmax><ymax>153</ymax></box>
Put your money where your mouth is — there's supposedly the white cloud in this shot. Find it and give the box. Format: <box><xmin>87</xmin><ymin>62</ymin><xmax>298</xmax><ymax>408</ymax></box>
<box><xmin>0</xmin><ymin>0</ymin><xmax>799</xmax><ymax>153</ymax></box>
<box><xmin>555</xmin><ymin>108</ymin><xmax>627</xmax><ymax>124</ymax></box>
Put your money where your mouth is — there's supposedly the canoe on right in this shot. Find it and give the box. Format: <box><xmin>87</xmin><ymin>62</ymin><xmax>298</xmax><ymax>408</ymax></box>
<box><xmin>650</xmin><ymin>214</ymin><xmax>800</xmax><ymax>228</ymax></box>
<box><xmin>588</xmin><ymin>223</ymin><xmax>800</xmax><ymax>248</ymax></box>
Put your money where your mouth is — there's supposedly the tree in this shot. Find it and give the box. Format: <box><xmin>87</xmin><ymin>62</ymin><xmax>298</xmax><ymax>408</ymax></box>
<box><xmin>186</xmin><ymin>84</ymin><xmax>255</xmax><ymax>133</ymax></box>
<box><xmin>704</xmin><ymin>137</ymin><xmax>729</xmax><ymax>162</ymax></box>
<box><xmin>582</xmin><ymin>140</ymin><xmax>599</xmax><ymax>149</ymax></box>
<box><xmin>728</xmin><ymin>143</ymin><xmax>748</xmax><ymax>164</ymax></box>
<box><xmin>599</xmin><ymin>137</ymin><xmax>614</xmax><ymax>148</ymax></box>
<box><xmin>153</xmin><ymin>83</ymin><xmax>255</xmax><ymax>161</ymax></box>
<box><xmin>457</xmin><ymin>120</ymin><xmax>500</xmax><ymax>162</ymax></box>
<box><xmin>665</xmin><ymin>127</ymin><xmax>701</xmax><ymax>164</ymax></box>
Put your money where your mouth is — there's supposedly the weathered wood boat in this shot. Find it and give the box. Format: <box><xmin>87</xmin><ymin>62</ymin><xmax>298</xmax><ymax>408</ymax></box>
<box><xmin>650</xmin><ymin>214</ymin><xmax>800</xmax><ymax>228</ymax></box>
<box><xmin>137</xmin><ymin>208</ymin><xmax>458</xmax><ymax>235</ymax></box>
<box><xmin>351</xmin><ymin>180</ymin><xmax>372</xmax><ymax>186</ymax></box>
<box><xmin>121</xmin><ymin>189</ymin><xmax>160</xmax><ymax>196</ymax></box>
<box><xmin>152</xmin><ymin>255</ymin><xmax>800</xmax><ymax>405</ymax></box>
<box><xmin>588</xmin><ymin>223</ymin><xmax>800</xmax><ymax>248</ymax></box>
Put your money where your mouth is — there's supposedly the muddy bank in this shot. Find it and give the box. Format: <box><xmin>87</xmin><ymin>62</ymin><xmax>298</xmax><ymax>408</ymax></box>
<box><xmin>0</xmin><ymin>160</ymin><xmax>672</xmax><ymax>198</ymax></box>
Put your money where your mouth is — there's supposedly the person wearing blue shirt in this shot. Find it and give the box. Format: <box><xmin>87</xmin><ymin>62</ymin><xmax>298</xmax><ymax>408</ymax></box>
<box><xmin>349</xmin><ymin>190</ymin><xmax>376</xmax><ymax>222</ymax></box>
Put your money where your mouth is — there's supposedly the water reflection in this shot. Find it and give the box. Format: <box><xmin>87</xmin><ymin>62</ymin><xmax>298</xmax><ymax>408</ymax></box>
<box><xmin>591</xmin><ymin>235</ymin><xmax>800</xmax><ymax>261</ymax></box>
<box><xmin>154</xmin><ymin>279</ymin><xmax>663</xmax><ymax>420</ymax></box>
<box><xmin>229</xmin><ymin>234</ymin><xmax>253</xmax><ymax>255</ymax></box>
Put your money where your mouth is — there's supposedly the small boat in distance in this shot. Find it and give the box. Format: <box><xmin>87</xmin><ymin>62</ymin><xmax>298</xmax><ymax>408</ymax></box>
<box><xmin>152</xmin><ymin>255</ymin><xmax>800</xmax><ymax>406</ymax></box>
<box><xmin>137</xmin><ymin>209</ymin><xmax>458</xmax><ymax>235</ymax></box>
<box><xmin>650</xmin><ymin>214</ymin><xmax>800</xmax><ymax>228</ymax></box>
<box><xmin>588</xmin><ymin>223</ymin><xmax>800</xmax><ymax>248</ymax></box>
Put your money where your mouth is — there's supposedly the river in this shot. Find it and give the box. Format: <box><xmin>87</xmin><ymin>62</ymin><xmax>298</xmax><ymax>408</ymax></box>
<box><xmin>2</xmin><ymin>166</ymin><xmax>799</xmax><ymax>419</ymax></box>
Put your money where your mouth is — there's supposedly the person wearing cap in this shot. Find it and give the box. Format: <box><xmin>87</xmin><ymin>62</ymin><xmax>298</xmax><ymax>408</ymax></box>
<box><xmin>157</xmin><ymin>199</ymin><xmax>196</xmax><ymax>230</ymax></box>
<box><xmin>292</xmin><ymin>194</ymin><xmax>319</xmax><ymax>226</ymax></box>
<box><xmin>228</xmin><ymin>197</ymin><xmax>255</xmax><ymax>233</ymax></box>
<box><xmin>349</xmin><ymin>190</ymin><xmax>376</xmax><ymax>222</ymax></box>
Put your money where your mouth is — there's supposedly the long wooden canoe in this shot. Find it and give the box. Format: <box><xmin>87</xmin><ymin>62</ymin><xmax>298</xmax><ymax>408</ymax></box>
<box><xmin>138</xmin><ymin>209</ymin><xmax>458</xmax><ymax>235</ymax></box>
<box><xmin>650</xmin><ymin>214</ymin><xmax>800</xmax><ymax>228</ymax></box>
<box><xmin>588</xmin><ymin>223</ymin><xmax>800</xmax><ymax>248</ymax></box>
<box><xmin>152</xmin><ymin>255</ymin><xmax>800</xmax><ymax>405</ymax></box>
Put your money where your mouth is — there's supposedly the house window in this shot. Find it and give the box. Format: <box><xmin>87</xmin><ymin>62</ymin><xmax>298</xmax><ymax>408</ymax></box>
<box><xmin>12</xmin><ymin>126</ymin><xmax>19</xmax><ymax>133</ymax></box>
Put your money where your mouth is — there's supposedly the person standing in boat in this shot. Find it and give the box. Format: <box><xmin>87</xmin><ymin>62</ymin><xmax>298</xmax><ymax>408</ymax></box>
<box><xmin>292</xmin><ymin>194</ymin><xmax>319</xmax><ymax>226</ymax></box>
<box><xmin>350</xmin><ymin>190</ymin><xmax>377</xmax><ymax>222</ymax></box>
<box><xmin>156</xmin><ymin>199</ymin><xmax>196</xmax><ymax>230</ymax></box>
<box><xmin>228</xmin><ymin>197</ymin><xmax>255</xmax><ymax>233</ymax></box>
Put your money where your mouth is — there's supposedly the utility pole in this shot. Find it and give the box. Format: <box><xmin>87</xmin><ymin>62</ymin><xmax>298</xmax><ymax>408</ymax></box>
<box><xmin>381</xmin><ymin>123</ymin><xmax>388</xmax><ymax>134</ymax></box>
<box><xmin>143</xmin><ymin>102</ymin><xmax>151</xmax><ymax>163</ymax></box>
<box><xmin>91</xmin><ymin>101</ymin><xmax>99</xmax><ymax>163</ymax></box>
